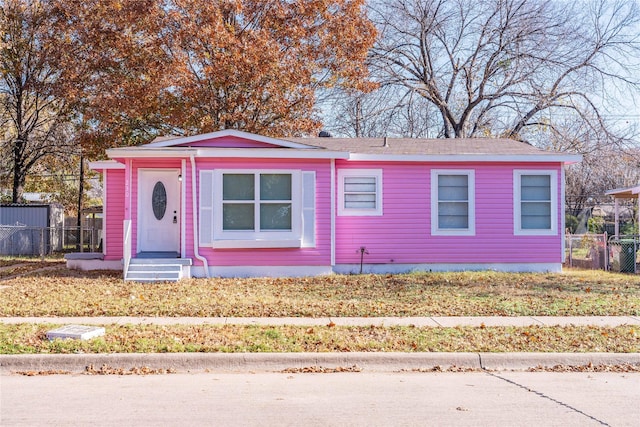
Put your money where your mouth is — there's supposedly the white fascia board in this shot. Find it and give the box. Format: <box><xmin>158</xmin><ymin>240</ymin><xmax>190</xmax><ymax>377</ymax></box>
<box><xmin>106</xmin><ymin>148</ymin><xmax>198</xmax><ymax>158</ymax></box>
<box><xmin>347</xmin><ymin>153</ymin><xmax>582</xmax><ymax>163</ymax></box>
<box><xmin>143</xmin><ymin>129</ymin><xmax>318</xmax><ymax>149</ymax></box>
<box><xmin>88</xmin><ymin>160</ymin><xmax>125</xmax><ymax>170</ymax></box>
<box><xmin>195</xmin><ymin>148</ymin><xmax>349</xmax><ymax>159</ymax></box>
<box><xmin>106</xmin><ymin>147</ymin><xmax>347</xmax><ymax>160</ymax></box>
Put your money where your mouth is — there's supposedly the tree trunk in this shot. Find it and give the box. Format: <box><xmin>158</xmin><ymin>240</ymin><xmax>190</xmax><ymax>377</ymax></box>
<box><xmin>11</xmin><ymin>142</ymin><xmax>24</xmax><ymax>203</ymax></box>
<box><xmin>76</xmin><ymin>154</ymin><xmax>84</xmax><ymax>251</ymax></box>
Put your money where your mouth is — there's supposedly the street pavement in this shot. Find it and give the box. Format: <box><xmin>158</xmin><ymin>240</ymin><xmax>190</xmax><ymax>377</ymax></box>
<box><xmin>2</xmin><ymin>371</ymin><xmax>639</xmax><ymax>426</ymax></box>
<box><xmin>1</xmin><ymin>316</ymin><xmax>639</xmax><ymax>373</ymax></box>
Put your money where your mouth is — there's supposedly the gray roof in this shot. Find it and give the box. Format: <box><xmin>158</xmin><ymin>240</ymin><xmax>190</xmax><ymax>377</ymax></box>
<box><xmin>283</xmin><ymin>137</ymin><xmax>558</xmax><ymax>156</ymax></box>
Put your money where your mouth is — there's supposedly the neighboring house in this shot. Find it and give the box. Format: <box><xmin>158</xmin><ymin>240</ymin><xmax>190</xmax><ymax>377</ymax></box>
<box><xmin>605</xmin><ymin>185</ymin><xmax>640</xmax><ymax>237</ymax></box>
<box><xmin>71</xmin><ymin>130</ymin><xmax>580</xmax><ymax>281</ymax></box>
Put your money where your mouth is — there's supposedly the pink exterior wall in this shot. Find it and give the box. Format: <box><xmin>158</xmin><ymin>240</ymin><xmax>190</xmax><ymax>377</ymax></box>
<box><xmin>103</xmin><ymin>146</ymin><xmax>566</xmax><ymax>271</ymax></box>
<box><xmin>175</xmin><ymin>136</ymin><xmax>276</xmax><ymax>148</ymax></box>
<box><xmin>192</xmin><ymin>158</ymin><xmax>332</xmax><ymax>267</ymax></box>
<box><xmin>103</xmin><ymin>169</ymin><xmax>125</xmax><ymax>260</ymax></box>
<box><xmin>334</xmin><ymin>161</ymin><xmax>564</xmax><ymax>266</ymax></box>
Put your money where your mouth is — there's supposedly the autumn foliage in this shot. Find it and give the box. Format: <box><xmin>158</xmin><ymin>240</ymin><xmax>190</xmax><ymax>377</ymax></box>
<box><xmin>1</xmin><ymin>0</ymin><xmax>374</xmax><ymax>200</ymax></box>
<box><xmin>51</xmin><ymin>0</ymin><xmax>376</xmax><ymax>150</ymax></box>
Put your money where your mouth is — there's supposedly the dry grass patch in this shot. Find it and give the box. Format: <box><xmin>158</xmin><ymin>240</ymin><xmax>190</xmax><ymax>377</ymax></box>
<box><xmin>0</xmin><ymin>260</ymin><xmax>65</xmax><ymax>279</ymax></box>
<box><xmin>1</xmin><ymin>323</ymin><xmax>638</xmax><ymax>354</ymax></box>
<box><xmin>1</xmin><ymin>268</ymin><xmax>639</xmax><ymax>317</ymax></box>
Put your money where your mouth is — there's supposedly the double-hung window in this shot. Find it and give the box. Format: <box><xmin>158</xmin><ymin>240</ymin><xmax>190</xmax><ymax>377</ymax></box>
<box><xmin>338</xmin><ymin>169</ymin><xmax>383</xmax><ymax>216</ymax></box>
<box><xmin>222</xmin><ymin>173</ymin><xmax>293</xmax><ymax>231</ymax></box>
<box><xmin>431</xmin><ymin>170</ymin><xmax>475</xmax><ymax>236</ymax></box>
<box><xmin>199</xmin><ymin>169</ymin><xmax>312</xmax><ymax>248</ymax></box>
<box><xmin>514</xmin><ymin>170</ymin><xmax>557</xmax><ymax>235</ymax></box>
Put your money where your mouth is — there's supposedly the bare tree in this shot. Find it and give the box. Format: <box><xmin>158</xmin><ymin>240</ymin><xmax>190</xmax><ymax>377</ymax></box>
<box><xmin>368</xmin><ymin>0</ymin><xmax>640</xmax><ymax>141</ymax></box>
<box><xmin>0</xmin><ymin>0</ymin><xmax>77</xmax><ymax>202</ymax></box>
<box><xmin>321</xmin><ymin>84</ymin><xmax>442</xmax><ymax>138</ymax></box>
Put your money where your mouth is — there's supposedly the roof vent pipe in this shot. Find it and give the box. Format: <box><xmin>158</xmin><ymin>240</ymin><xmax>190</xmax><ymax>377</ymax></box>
<box><xmin>383</xmin><ymin>137</ymin><xmax>389</xmax><ymax>147</ymax></box>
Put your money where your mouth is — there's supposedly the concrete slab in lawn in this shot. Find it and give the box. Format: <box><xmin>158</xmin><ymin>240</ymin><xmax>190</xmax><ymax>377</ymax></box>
<box><xmin>46</xmin><ymin>325</ymin><xmax>105</xmax><ymax>340</ymax></box>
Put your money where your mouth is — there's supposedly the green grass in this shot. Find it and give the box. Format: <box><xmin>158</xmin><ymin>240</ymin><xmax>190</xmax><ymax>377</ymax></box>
<box><xmin>1</xmin><ymin>323</ymin><xmax>638</xmax><ymax>354</ymax></box>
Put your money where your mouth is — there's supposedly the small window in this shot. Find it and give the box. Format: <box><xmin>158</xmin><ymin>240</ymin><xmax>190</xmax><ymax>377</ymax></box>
<box><xmin>151</xmin><ymin>181</ymin><xmax>167</xmax><ymax>220</ymax></box>
<box><xmin>431</xmin><ymin>170</ymin><xmax>475</xmax><ymax>236</ymax></box>
<box><xmin>514</xmin><ymin>170</ymin><xmax>557</xmax><ymax>235</ymax></box>
<box><xmin>338</xmin><ymin>169</ymin><xmax>383</xmax><ymax>216</ymax></box>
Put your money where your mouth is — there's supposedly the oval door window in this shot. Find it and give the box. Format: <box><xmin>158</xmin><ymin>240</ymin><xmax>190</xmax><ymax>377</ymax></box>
<box><xmin>152</xmin><ymin>181</ymin><xmax>167</xmax><ymax>220</ymax></box>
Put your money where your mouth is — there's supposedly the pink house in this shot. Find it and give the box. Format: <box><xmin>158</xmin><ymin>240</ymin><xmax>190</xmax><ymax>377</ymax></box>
<box><xmin>71</xmin><ymin>130</ymin><xmax>581</xmax><ymax>280</ymax></box>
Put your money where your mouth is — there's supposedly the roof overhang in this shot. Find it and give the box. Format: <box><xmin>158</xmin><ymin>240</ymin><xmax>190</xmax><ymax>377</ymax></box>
<box><xmin>347</xmin><ymin>153</ymin><xmax>583</xmax><ymax>163</ymax></box>
<box><xmin>605</xmin><ymin>185</ymin><xmax>640</xmax><ymax>199</ymax></box>
<box><xmin>88</xmin><ymin>160</ymin><xmax>126</xmax><ymax>170</ymax></box>
<box><xmin>105</xmin><ymin>147</ymin><xmax>349</xmax><ymax>160</ymax></box>
<box><xmin>103</xmin><ymin>147</ymin><xmax>581</xmax><ymax>163</ymax></box>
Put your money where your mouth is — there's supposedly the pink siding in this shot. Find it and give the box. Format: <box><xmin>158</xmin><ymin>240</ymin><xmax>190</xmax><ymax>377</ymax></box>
<box><xmin>192</xmin><ymin>158</ymin><xmax>332</xmax><ymax>267</ymax></box>
<box><xmin>106</xmin><ymin>150</ymin><xmax>565</xmax><ymax>271</ymax></box>
<box><xmin>175</xmin><ymin>136</ymin><xmax>275</xmax><ymax>148</ymax></box>
<box><xmin>334</xmin><ymin>161</ymin><xmax>563</xmax><ymax>265</ymax></box>
<box><xmin>103</xmin><ymin>169</ymin><xmax>125</xmax><ymax>260</ymax></box>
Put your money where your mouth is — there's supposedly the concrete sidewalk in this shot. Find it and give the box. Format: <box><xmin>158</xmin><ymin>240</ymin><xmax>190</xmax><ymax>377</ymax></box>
<box><xmin>1</xmin><ymin>315</ymin><xmax>639</xmax><ymax>327</ymax></box>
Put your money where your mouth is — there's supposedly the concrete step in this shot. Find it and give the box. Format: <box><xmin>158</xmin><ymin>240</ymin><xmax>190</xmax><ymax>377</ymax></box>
<box><xmin>125</xmin><ymin>258</ymin><xmax>191</xmax><ymax>282</ymax></box>
<box><xmin>127</xmin><ymin>263</ymin><xmax>183</xmax><ymax>272</ymax></box>
<box><xmin>125</xmin><ymin>270</ymin><xmax>181</xmax><ymax>282</ymax></box>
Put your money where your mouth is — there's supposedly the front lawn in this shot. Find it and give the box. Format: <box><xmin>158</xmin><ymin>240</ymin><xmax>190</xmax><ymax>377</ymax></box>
<box><xmin>0</xmin><ymin>265</ymin><xmax>639</xmax><ymax>317</ymax></box>
<box><xmin>2</xmin><ymin>264</ymin><xmax>639</xmax><ymax>354</ymax></box>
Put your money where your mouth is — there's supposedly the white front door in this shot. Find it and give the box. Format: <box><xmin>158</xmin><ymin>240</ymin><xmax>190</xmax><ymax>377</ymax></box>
<box><xmin>137</xmin><ymin>169</ymin><xmax>181</xmax><ymax>254</ymax></box>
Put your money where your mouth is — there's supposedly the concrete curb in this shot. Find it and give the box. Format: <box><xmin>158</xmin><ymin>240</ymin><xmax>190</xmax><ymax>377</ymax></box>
<box><xmin>0</xmin><ymin>353</ymin><xmax>480</xmax><ymax>373</ymax></box>
<box><xmin>2</xmin><ymin>352</ymin><xmax>639</xmax><ymax>374</ymax></box>
<box><xmin>478</xmin><ymin>352</ymin><xmax>640</xmax><ymax>370</ymax></box>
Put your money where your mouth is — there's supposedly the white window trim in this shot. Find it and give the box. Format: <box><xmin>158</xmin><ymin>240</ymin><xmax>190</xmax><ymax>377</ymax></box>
<box><xmin>513</xmin><ymin>170</ymin><xmax>558</xmax><ymax>236</ymax></box>
<box><xmin>212</xmin><ymin>169</ymin><xmax>302</xmax><ymax>248</ymax></box>
<box><xmin>337</xmin><ymin>169</ymin><xmax>383</xmax><ymax>216</ymax></box>
<box><xmin>431</xmin><ymin>169</ymin><xmax>475</xmax><ymax>236</ymax></box>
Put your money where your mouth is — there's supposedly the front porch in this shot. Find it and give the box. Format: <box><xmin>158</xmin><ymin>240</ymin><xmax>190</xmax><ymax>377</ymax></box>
<box><xmin>64</xmin><ymin>252</ymin><xmax>193</xmax><ymax>282</ymax></box>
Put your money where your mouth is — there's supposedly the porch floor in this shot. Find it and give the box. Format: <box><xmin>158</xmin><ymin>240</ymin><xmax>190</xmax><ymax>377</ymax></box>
<box><xmin>136</xmin><ymin>251</ymin><xmax>180</xmax><ymax>259</ymax></box>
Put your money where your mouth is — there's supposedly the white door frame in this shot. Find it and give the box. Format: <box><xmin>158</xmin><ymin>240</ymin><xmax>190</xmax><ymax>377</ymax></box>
<box><xmin>137</xmin><ymin>168</ymin><xmax>181</xmax><ymax>254</ymax></box>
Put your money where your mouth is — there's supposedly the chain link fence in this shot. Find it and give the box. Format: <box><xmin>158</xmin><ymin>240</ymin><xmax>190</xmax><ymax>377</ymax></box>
<box><xmin>3</xmin><ymin>226</ymin><xmax>638</xmax><ymax>273</ymax></box>
<box><xmin>0</xmin><ymin>225</ymin><xmax>101</xmax><ymax>258</ymax></box>
<box><xmin>565</xmin><ymin>233</ymin><xmax>608</xmax><ymax>270</ymax></box>
<box><xmin>607</xmin><ymin>235</ymin><xmax>638</xmax><ymax>274</ymax></box>
<box><xmin>565</xmin><ymin>233</ymin><xmax>640</xmax><ymax>273</ymax></box>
